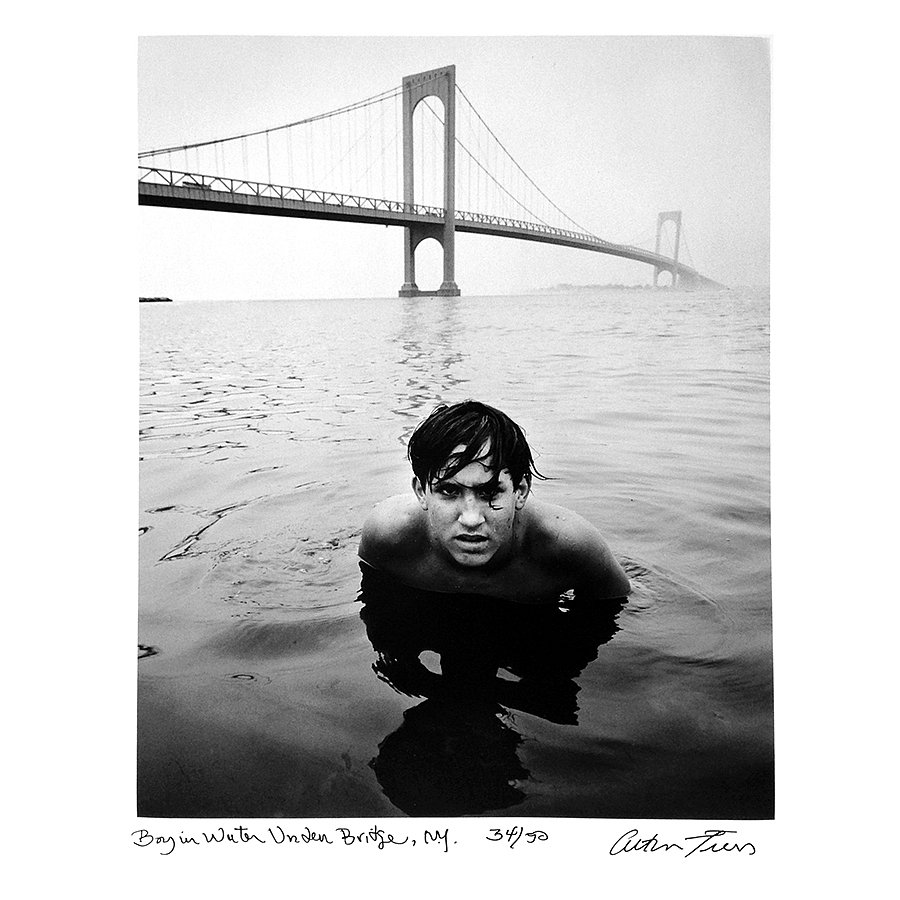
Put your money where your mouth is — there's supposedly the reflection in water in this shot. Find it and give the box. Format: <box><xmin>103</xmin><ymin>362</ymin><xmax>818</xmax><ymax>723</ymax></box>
<box><xmin>391</xmin><ymin>297</ymin><xmax>468</xmax><ymax>444</ymax></box>
<box><xmin>359</xmin><ymin>564</ymin><xmax>625</xmax><ymax>815</ymax></box>
<box><xmin>372</xmin><ymin>699</ymin><xmax>528</xmax><ymax>817</ymax></box>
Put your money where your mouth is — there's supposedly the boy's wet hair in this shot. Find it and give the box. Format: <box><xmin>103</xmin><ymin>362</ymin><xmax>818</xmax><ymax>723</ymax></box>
<box><xmin>407</xmin><ymin>400</ymin><xmax>546</xmax><ymax>490</ymax></box>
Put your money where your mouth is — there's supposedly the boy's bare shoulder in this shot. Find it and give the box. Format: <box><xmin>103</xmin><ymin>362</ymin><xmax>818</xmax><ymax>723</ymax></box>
<box><xmin>359</xmin><ymin>493</ymin><xmax>426</xmax><ymax>564</ymax></box>
<box><xmin>524</xmin><ymin>500</ymin><xmax>602</xmax><ymax>550</ymax></box>
<box><xmin>525</xmin><ymin>500</ymin><xmax>631</xmax><ymax>596</ymax></box>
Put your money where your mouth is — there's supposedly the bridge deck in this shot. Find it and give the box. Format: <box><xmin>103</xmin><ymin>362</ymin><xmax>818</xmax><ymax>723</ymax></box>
<box><xmin>138</xmin><ymin>170</ymin><xmax>720</xmax><ymax>286</ymax></box>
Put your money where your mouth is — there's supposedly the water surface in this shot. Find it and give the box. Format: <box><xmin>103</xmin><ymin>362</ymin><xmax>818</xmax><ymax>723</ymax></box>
<box><xmin>139</xmin><ymin>287</ymin><xmax>772</xmax><ymax>818</ymax></box>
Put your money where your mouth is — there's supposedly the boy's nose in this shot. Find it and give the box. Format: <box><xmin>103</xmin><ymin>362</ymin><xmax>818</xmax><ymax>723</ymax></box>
<box><xmin>458</xmin><ymin>501</ymin><xmax>485</xmax><ymax>528</ymax></box>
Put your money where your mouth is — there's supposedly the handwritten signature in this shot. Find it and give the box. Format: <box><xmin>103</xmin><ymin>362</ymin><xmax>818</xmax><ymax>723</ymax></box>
<box><xmin>609</xmin><ymin>828</ymin><xmax>756</xmax><ymax>858</ymax></box>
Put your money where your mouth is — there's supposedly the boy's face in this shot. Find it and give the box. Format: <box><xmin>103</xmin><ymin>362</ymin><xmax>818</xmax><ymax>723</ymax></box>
<box><xmin>413</xmin><ymin>444</ymin><xmax>529</xmax><ymax>569</ymax></box>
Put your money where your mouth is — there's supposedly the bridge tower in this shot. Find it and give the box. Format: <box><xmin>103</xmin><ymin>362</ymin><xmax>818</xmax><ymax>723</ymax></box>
<box><xmin>398</xmin><ymin>65</ymin><xmax>461</xmax><ymax>298</ymax></box>
<box><xmin>653</xmin><ymin>210</ymin><xmax>682</xmax><ymax>288</ymax></box>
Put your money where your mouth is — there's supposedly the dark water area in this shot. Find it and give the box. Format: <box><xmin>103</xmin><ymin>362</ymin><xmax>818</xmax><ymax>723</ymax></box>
<box><xmin>138</xmin><ymin>287</ymin><xmax>772</xmax><ymax>818</ymax></box>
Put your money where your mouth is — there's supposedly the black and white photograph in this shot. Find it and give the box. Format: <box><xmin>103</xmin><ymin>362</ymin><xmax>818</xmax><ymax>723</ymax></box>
<box><xmin>137</xmin><ymin>35</ymin><xmax>773</xmax><ymax>821</ymax></box>
<box><xmin>7</xmin><ymin>5</ymin><xmax>897</xmax><ymax>895</ymax></box>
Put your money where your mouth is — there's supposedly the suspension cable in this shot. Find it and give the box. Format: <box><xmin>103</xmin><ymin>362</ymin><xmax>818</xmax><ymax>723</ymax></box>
<box><xmin>456</xmin><ymin>82</ymin><xmax>594</xmax><ymax>235</ymax></box>
<box><xmin>680</xmin><ymin>226</ymin><xmax>695</xmax><ymax>268</ymax></box>
<box><xmin>421</xmin><ymin>98</ymin><xmax>554</xmax><ymax>228</ymax></box>
<box><xmin>138</xmin><ymin>83</ymin><xmax>406</xmax><ymax>158</ymax></box>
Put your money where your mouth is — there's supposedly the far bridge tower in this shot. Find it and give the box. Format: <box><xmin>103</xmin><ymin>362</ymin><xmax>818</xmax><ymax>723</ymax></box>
<box><xmin>654</xmin><ymin>210</ymin><xmax>682</xmax><ymax>288</ymax></box>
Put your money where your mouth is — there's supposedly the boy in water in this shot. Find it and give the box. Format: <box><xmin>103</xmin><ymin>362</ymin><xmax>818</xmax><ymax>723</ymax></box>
<box><xmin>359</xmin><ymin>401</ymin><xmax>630</xmax><ymax>603</ymax></box>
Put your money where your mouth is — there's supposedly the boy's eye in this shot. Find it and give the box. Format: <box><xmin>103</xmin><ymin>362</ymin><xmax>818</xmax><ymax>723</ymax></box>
<box><xmin>434</xmin><ymin>484</ymin><xmax>501</xmax><ymax>501</ymax></box>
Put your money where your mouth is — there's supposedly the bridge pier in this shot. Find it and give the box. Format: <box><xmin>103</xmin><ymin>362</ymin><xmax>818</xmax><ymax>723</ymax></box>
<box><xmin>399</xmin><ymin>224</ymin><xmax>461</xmax><ymax>297</ymax></box>
<box><xmin>654</xmin><ymin>265</ymin><xmax>677</xmax><ymax>288</ymax></box>
<box><xmin>398</xmin><ymin>65</ymin><xmax>461</xmax><ymax>298</ymax></box>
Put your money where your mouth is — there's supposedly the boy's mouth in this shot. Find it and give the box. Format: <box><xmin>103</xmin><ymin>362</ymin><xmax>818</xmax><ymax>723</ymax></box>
<box><xmin>455</xmin><ymin>534</ymin><xmax>488</xmax><ymax>545</ymax></box>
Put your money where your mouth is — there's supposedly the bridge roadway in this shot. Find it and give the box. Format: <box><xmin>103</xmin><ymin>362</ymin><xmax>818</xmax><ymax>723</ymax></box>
<box><xmin>138</xmin><ymin>168</ymin><xmax>721</xmax><ymax>288</ymax></box>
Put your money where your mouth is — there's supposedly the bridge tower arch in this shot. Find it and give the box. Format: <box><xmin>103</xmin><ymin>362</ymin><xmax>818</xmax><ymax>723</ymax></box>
<box><xmin>653</xmin><ymin>210</ymin><xmax>682</xmax><ymax>288</ymax></box>
<box><xmin>399</xmin><ymin>65</ymin><xmax>461</xmax><ymax>298</ymax></box>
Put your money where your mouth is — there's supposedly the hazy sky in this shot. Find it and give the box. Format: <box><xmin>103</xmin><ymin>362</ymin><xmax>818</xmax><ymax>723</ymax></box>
<box><xmin>138</xmin><ymin>36</ymin><xmax>769</xmax><ymax>299</ymax></box>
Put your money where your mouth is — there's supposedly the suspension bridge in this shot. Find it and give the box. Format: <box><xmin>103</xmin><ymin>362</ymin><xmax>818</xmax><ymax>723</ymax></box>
<box><xmin>138</xmin><ymin>65</ymin><xmax>723</xmax><ymax>295</ymax></box>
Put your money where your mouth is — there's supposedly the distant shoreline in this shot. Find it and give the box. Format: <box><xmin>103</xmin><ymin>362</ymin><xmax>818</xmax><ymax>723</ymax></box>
<box><xmin>533</xmin><ymin>283</ymin><xmax>654</xmax><ymax>293</ymax></box>
<box><xmin>532</xmin><ymin>282</ymin><xmax>742</xmax><ymax>294</ymax></box>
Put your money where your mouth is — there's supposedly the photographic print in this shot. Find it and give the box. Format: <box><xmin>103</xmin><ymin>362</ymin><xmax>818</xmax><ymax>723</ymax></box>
<box><xmin>138</xmin><ymin>35</ymin><xmax>772</xmax><ymax>820</ymax></box>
